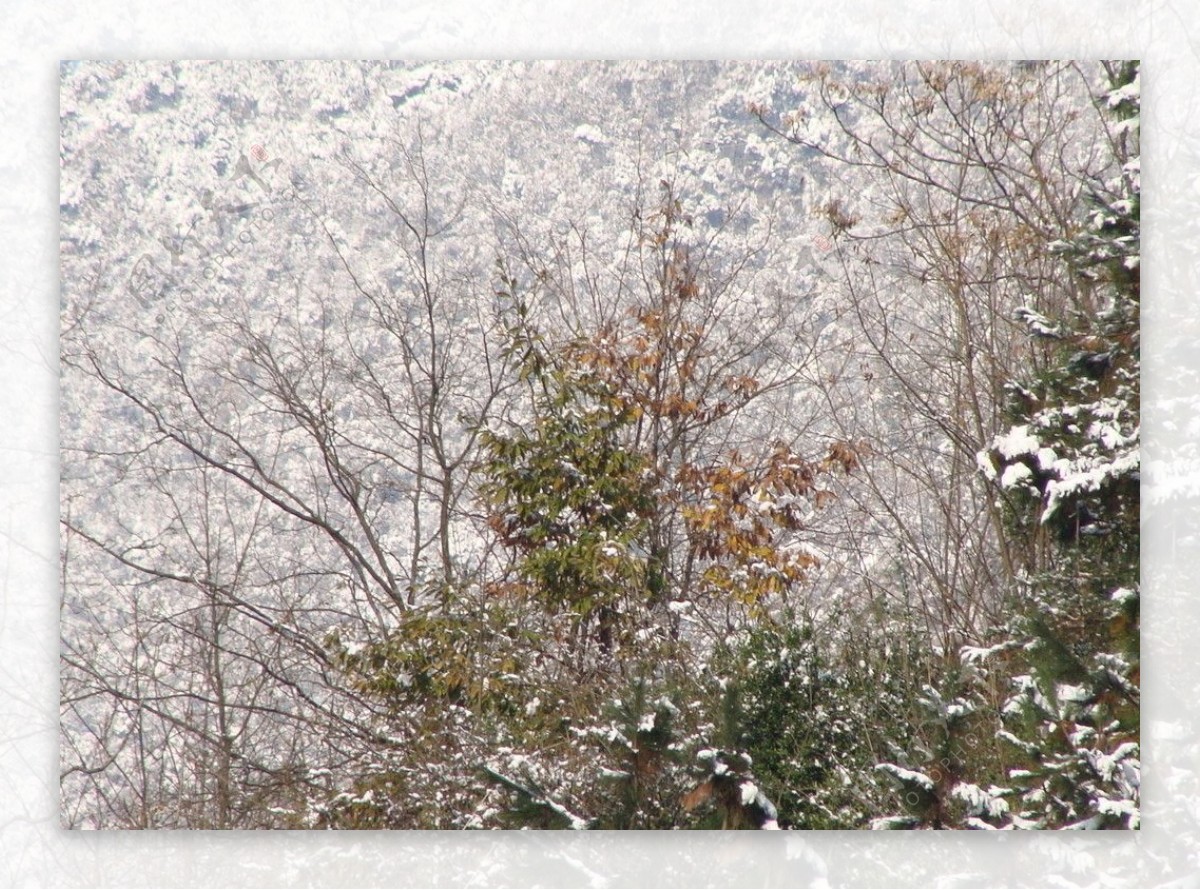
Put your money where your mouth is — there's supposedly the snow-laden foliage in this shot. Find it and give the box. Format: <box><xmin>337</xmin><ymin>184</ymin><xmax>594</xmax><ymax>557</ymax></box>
<box><xmin>975</xmin><ymin>60</ymin><xmax>1141</xmax><ymax>831</ymax></box>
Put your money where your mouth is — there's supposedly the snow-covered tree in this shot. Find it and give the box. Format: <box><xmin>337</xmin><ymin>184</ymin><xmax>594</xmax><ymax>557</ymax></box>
<box><xmin>754</xmin><ymin>61</ymin><xmax>1117</xmax><ymax>649</ymax></box>
<box><xmin>977</xmin><ymin>60</ymin><xmax>1140</xmax><ymax>830</ymax></box>
<box><xmin>715</xmin><ymin>611</ymin><xmax>922</xmax><ymax>828</ymax></box>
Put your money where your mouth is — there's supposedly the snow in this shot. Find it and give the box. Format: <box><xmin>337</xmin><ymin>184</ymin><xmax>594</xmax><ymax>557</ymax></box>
<box><xmin>975</xmin><ymin>451</ymin><xmax>998</xmax><ymax>481</ymax></box>
<box><xmin>1097</xmin><ymin>797</ymin><xmax>1139</xmax><ymax>828</ymax></box>
<box><xmin>1106</xmin><ymin>71</ymin><xmax>1140</xmax><ymax>107</ymax></box>
<box><xmin>1110</xmin><ymin>586</ymin><xmax>1137</xmax><ymax>604</ymax></box>
<box><xmin>740</xmin><ymin>780</ymin><xmax>760</xmax><ymax>806</ymax></box>
<box><xmin>1043</xmin><ymin>448</ymin><xmax>1139</xmax><ymax>521</ymax></box>
<box><xmin>1035</xmin><ymin>448</ymin><xmax>1059</xmax><ymax>471</ymax></box>
<box><xmin>993</xmin><ymin>425</ymin><xmax>1041</xmax><ymax>460</ymax></box>
<box><xmin>876</xmin><ymin>763</ymin><xmax>934</xmax><ymax>791</ymax></box>
<box><xmin>1088</xmin><ymin>742</ymin><xmax>1140</xmax><ymax>783</ymax></box>
<box><xmin>1013</xmin><ymin>306</ymin><xmax>1062</xmax><ymax>339</ymax></box>
<box><xmin>1000</xmin><ymin>462</ymin><xmax>1033</xmax><ymax>489</ymax></box>
<box><xmin>1055</xmin><ymin>683</ymin><xmax>1089</xmax><ymax>704</ymax></box>
<box><xmin>547</xmin><ymin>799</ymin><xmax>591</xmax><ymax>831</ymax></box>
<box><xmin>870</xmin><ymin>816</ymin><xmax>918</xmax><ymax>830</ymax></box>
<box><xmin>945</xmin><ymin>701</ymin><xmax>973</xmax><ymax>720</ymax></box>
<box><xmin>951</xmin><ymin>782</ymin><xmax>1010</xmax><ymax>821</ymax></box>
<box><xmin>573</xmin><ymin>123</ymin><xmax>608</xmax><ymax>145</ymax></box>
<box><xmin>960</xmin><ymin>641</ymin><xmax>1014</xmax><ymax>664</ymax></box>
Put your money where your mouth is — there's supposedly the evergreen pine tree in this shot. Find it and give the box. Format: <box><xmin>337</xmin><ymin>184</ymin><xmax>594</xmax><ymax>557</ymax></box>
<box><xmin>977</xmin><ymin>60</ymin><xmax>1140</xmax><ymax>829</ymax></box>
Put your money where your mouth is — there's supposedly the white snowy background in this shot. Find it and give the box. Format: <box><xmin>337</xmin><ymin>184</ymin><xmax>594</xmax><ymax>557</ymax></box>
<box><xmin>3</xmin><ymin>0</ymin><xmax>1198</xmax><ymax>886</ymax></box>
